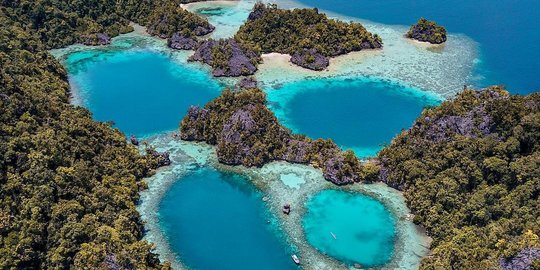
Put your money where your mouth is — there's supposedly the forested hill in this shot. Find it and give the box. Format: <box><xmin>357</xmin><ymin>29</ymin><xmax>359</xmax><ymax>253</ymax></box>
<box><xmin>0</xmin><ymin>0</ymin><xmax>209</xmax><ymax>268</ymax></box>
<box><xmin>0</xmin><ymin>0</ymin><xmax>213</xmax><ymax>49</ymax></box>
<box><xmin>379</xmin><ymin>87</ymin><xmax>540</xmax><ymax>269</ymax></box>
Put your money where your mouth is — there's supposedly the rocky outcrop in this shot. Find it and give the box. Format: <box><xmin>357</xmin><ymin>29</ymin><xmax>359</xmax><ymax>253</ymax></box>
<box><xmin>189</xmin><ymin>39</ymin><xmax>259</xmax><ymax>77</ymax></box>
<box><xmin>167</xmin><ymin>33</ymin><xmax>199</xmax><ymax>50</ymax></box>
<box><xmin>247</xmin><ymin>2</ymin><xmax>266</xmax><ymax>21</ymax></box>
<box><xmin>146</xmin><ymin>148</ymin><xmax>171</xmax><ymax>168</ymax></box>
<box><xmin>146</xmin><ymin>3</ymin><xmax>215</xmax><ymax>39</ymax></box>
<box><xmin>180</xmin><ymin>106</ymin><xmax>210</xmax><ymax>141</ymax></box>
<box><xmin>235</xmin><ymin>77</ymin><xmax>258</xmax><ymax>90</ymax></box>
<box><xmin>290</xmin><ymin>48</ymin><xmax>329</xmax><ymax>71</ymax></box>
<box><xmin>179</xmin><ymin>87</ymin><xmax>368</xmax><ymax>185</ymax></box>
<box><xmin>420</xmin><ymin>105</ymin><xmax>495</xmax><ymax>142</ymax></box>
<box><xmin>130</xmin><ymin>135</ymin><xmax>139</xmax><ymax>146</ymax></box>
<box><xmin>500</xmin><ymin>248</ymin><xmax>540</xmax><ymax>270</ymax></box>
<box><xmin>80</xmin><ymin>33</ymin><xmax>111</xmax><ymax>46</ymax></box>
<box><xmin>406</xmin><ymin>18</ymin><xmax>447</xmax><ymax>44</ymax></box>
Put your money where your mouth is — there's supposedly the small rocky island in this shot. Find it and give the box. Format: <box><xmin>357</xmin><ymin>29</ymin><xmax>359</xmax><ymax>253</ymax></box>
<box><xmin>179</xmin><ymin>79</ymin><xmax>379</xmax><ymax>185</ymax></box>
<box><xmin>168</xmin><ymin>3</ymin><xmax>382</xmax><ymax>76</ymax></box>
<box><xmin>406</xmin><ymin>17</ymin><xmax>447</xmax><ymax>44</ymax></box>
<box><xmin>146</xmin><ymin>1</ymin><xmax>215</xmax><ymax>41</ymax></box>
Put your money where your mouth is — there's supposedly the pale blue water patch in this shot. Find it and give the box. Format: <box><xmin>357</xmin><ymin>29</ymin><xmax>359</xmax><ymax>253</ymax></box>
<box><xmin>266</xmin><ymin>77</ymin><xmax>441</xmax><ymax>157</ymax></box>
<box><xmin>159</xmin><ymin>167</ymin><xmax>297</xmax><ymax>270</ymax></box>
<box><xmin>186</xmin><ymin>0</ymin><xmax>256</xmax><ymax>39</ymax></box>
<box><xmin>292</xmin><ymin>0</ymin><xmax>540</xmax><ymax>94</ymax></box>
<box><xmin>303</xmin><ymin>189</ymin><xmax>397</xmax><ymax>267</ymax></box>
<box><xmin>63</xmin><ymin>49</ymin><xmax>222</xmax><ymax>137</ymax></box>
<box><xmin>280</xmin><ymin>173</ymin><xmax>305</xmax><ymax>189</ymax></box>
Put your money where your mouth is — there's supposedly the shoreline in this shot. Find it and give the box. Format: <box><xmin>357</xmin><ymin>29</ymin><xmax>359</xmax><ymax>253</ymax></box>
<box><xmin>138</xmin><ymin>132</ymin><xmax>432</xmax><ymax>270</ymax></box>
<box><xmin>182</xmin><ymin>0</ymin><xmax>240</xmax><ymax>10</ymax></box>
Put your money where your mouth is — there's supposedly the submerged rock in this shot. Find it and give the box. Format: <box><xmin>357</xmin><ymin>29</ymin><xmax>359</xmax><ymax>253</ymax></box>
<box><xmin>167</xmin><ymin>33</ymin><xmax>199</xmax><ymax>50</ymax></box>
<box><xmin>235</xmin><ymin>77</ymin><xmax>258</xmax><ymax>90</ymax></box>
<box><xmin>290</xmin><ymin>48</ymin><xmax>330</xmax><ymax>71</ymax></box>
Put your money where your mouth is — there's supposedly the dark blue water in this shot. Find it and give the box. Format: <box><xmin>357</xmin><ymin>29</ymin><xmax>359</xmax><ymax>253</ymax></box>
<box><xmin>295</xmin><ymin>0</ymin><xmax>540</xmax><ymax>94</ymax></box>
<box><xmin>159</xmin><ymin>168</ymin><xmax>297</xmax><ymax>270</ymax></box>
<box><xmin>267</xmin><ymin>78</ymin><xmax>440</xmax><ymax>157</ymax></box>
<box><xmin>65</xmin><ymin>50</ymin><xmax>222</xmax><ymax>137</ymax></box>
<box><xmin>303</xmin><ymin>190</ymin><xmax>396</xmax><ymax>267</ymax></box>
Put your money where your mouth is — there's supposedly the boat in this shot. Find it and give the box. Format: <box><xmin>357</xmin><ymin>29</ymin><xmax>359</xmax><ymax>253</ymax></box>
<box><xmin>330</xmin><ymin>232</ymin><xmax>337</xmax><ymax>239</ymax></box>
<box><xmin>291</xmin><ymin>254</ymin><xmax>300</xmax><ymax>265</ymax></box>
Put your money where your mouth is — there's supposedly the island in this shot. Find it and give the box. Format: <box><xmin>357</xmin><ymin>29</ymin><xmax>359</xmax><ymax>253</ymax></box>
<box><xmin>177</xmin><ymin>3</ymin><xmax>383</xmax><ymax>76</ymax></box>
<box><xmin>406</xmin><ymin>17</ymin><xmax>447</xmax><ymax>44</ymax></box>
<box><xmin>180</xmin><ymin>78</ymin><xmax>379</xmax><ymax>184</ymax></box>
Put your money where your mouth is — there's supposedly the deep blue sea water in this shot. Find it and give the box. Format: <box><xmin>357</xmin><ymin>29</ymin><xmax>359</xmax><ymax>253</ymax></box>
<box><xmin>295</xmin><ymin>0</ymin><xmax>540</xmax><ymax>94</ymax></box>
<box><xmin>303</xmin><ymin>190</ymin><xmax>396</xmax><ymax>267</ymax></box>
<box><xmin>267</xmin><ymin>78</ymin><xmax>440</xmax><ymax>157</ymax></box>
<box><xmin>159</xmin><ymin>168</ymin><xmax>297</xmax><ymax>270</ymax></box>
<box><xmin>65</xmin><ymin>50</ymin><xmax>222</xmax><ymax>137</ymax></box>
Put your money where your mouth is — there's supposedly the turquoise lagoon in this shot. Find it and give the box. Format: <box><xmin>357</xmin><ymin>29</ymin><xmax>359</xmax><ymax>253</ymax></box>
<box><xmin>61</xmin><ymin>46</ymin><xmax>221</xmax><ymax>137</ymax></box>
<box><xmin>158</xmin><ymin>168</ymin><xmax>297</xmax><ymax>270</ymax></box>
<box><xmin>303</xmin><ymin>190</ymin><xmax>396</xmax><ymax>267</ymax></box>
<box><xmin>266</xmin><ymin>78</ymin><xmax>441</xmax><ymax>157</ymax></box>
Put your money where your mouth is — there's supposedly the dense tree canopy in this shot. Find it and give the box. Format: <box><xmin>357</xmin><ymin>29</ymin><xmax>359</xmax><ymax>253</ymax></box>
<box><xmin>0</xmin><ymin>1</ymin><xmax>194</xmax><ymax>268</ymax></box>
<box><xmin>180</xmin><ymin>83</ymin><xmax>379</xmax><ymax>185</ymax></box>
<box><xmin>379</xmin><ymin>87</ymin><xmax>540</xmax><ymax>269</ymax></box>
<box><xmin>0</xmin><ymin>0</ymin><xmax>213</xmax><ymax>48</ymax></box>
<box><xmin>406</xmin><ymin>17</ymin><xmax>447</xmax><ymax>44</ymax></box>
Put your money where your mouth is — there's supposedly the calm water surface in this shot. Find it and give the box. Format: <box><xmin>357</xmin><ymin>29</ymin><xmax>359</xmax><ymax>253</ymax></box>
<box><xmin>65</xmin><ymin>50</ymin><xmax>221</xmax><ymax>137</ymax></box>
<box><xmin>303</xmin><ymin>189</ymin><xmax>396</xmax><ymax>267</ymax></box>
<box><xmin>267</xmin><ymin>78</ymin><xmax>440</xmax><ymax>157</ymax></box>
<box><xmin>159</xmin><ymin>168</ymin><xmax>297</xmax><ymax>270</ymax></box>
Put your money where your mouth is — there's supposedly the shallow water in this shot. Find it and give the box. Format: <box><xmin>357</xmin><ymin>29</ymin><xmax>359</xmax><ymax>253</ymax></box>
<box><xmin>159</xmin><ymin>167</ymin><xmax>297</xmax><ymax>270</ymax></box>
<box><xmin>293</xmin><ymin>0</ymin><xmax>540</xmax><ymax>94</ymax></box>
<box><xmin>303</xmin><ymin>190</ymin><xmax>396</xmax><ymax>267</ymax></box>
<box><xmin>185</xmin><ymin>0</ymin><xmax>257</xmax><ymax>39</ymax></box>
<box><xmin>266</xmin><ymin>78</ymin><xmax>441</xmax><ymax>157</ymax></box>
<box><xmin>62</xmin><ymin>48</ymin><xmax>221</xmax><ymax>137</ymax></box>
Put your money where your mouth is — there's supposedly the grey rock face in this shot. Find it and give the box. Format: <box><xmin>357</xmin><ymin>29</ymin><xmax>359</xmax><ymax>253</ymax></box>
<box><xmin>167</xmin><ymin>33</ymin><xmax>199</xmax><ymax>50</ymax></box>
<box><xmin>80</xmin><ymin>33</ymin><xmax>111</xmax><ymax>46</ymax></box>
<box><xmin>180</xmin><ymin>106</ymin><xmax>209</xmax><ymax>141</ymax></box>
<box><xmin>235</xmin><ymin>77</ymin><xmax>258</xmax><ymax>90</ymax></box>
<box><xmin>290</xmin><ymin>48</ymin><xmax>330</xmax><ymax>71</ymax></box>
<box><xmin>189</xmin><ymin>39</ymin><xmax>258</xmax><ymax>77</ymax></box>
<box><xmin>500</xmin><ymin>248</ymin><xmax>540</xmax><ymax>270</ymax></box>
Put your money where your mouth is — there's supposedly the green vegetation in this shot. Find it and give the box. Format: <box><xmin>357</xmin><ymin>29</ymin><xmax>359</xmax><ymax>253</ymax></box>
<box><xmin>406</xmin><ymin>17</ymin><xmax>447</xmax><ymax>44</ymax></box>
<box><xmin>145</xmin><ymin>1</ymin><xmax>214</xmax><ymax>38</ymax></box>
<box><xmin>0</xmin><ymin>1</ymin><xmax>193</xmax><ymax>269</ymax></box>
<box><xmin>180</xmin><ymin>87</ymin><xmax>378</xmax><ymax>185</ymax></box>
<box><xmin>378</xmin><ymin>86</ymin><xmax>540</xmax><ymax>269</ymax></box>
<box><xmin>0</xmin><ymin>0</ymin><xmax>212</xmax><ymax>49</ymax></box>
<box><xmin>188</xmin><ymin>3</ymin><xmax>383</xmax><ymax>76</ymax></box>
<box><xmin>235</xmin><ymin>3</ymin><xmax>382</xmax><ymax>56</ymax></box>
